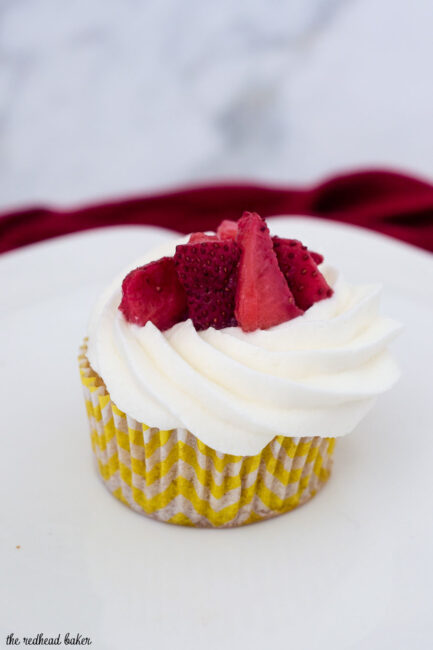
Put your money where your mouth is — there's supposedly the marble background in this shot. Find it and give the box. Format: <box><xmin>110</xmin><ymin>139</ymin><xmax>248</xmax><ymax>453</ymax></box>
<box><xmin>1</xmin><ymin>0</ymin><xmax>433</xmax><ymax>211</ymax></box>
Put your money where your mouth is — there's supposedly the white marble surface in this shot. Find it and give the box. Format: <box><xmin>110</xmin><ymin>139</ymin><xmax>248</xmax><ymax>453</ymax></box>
<box><xmin>1</xmin><ymin>0</ymin><xmax>433</xmax><ymax>211</ymax></box>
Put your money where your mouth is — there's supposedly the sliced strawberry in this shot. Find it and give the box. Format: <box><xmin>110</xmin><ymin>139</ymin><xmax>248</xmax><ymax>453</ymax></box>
<box><xmin>188</xmin><ymin>232</ymin><xmax>218</xmax><ymax>244</ymax></box>
<box><xmin>310</xmin><ymin>250</ymin><xmax>324</xmax><ymax>265</ymax></box>
<box><xmin>216</xmin><ymin>219</ymin><xmax>238</xmax><ymax>240</ymax></box>
<box><xmin>235</xmin><ymin>212</ymin><xmax>302</xmax><ymax>332</ymax></box>
<box><xmin>119</xmin><ymin>257</ymin><xmax>187</xmax><ymax>330</ymax></box>
<box><xmin>174</xmin><ymin>240</ymin><xmax>240</xmax><ymax>330</ymax></box>
<box><xmin>273</xmin><ymin>237</ymin><xmax>333</xmax><ymax>311</ymax></box>
<box><xmin>271</xmin><ymin>236</ymin><xmax>324</xmax><ymax>266</ymax></box>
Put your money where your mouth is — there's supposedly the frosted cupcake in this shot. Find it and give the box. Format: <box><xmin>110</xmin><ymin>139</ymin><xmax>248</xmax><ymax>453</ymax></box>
<box><xmin>79</xmin><ymin>212</ymin><xmax>400</xmax><ymax>527</ymax></box>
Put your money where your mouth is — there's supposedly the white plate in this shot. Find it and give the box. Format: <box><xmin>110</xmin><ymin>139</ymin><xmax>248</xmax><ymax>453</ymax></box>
<box><xmin>1</xmin><ymin>218</ymin><xmax>432</xmax><ymax>650</ymax></box>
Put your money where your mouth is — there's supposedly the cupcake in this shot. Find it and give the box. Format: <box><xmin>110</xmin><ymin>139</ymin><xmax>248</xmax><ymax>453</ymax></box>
<box><xmin>79</xmin><ymin>212</ymin><xmax>400</xmax><ymax>527</ymax></box>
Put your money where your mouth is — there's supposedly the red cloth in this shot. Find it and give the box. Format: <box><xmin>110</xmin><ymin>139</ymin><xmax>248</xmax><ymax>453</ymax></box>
<box><xmin>1</xmin><ymin>169</ymin><xmax>432</xmax><ymax>255</ymax></box>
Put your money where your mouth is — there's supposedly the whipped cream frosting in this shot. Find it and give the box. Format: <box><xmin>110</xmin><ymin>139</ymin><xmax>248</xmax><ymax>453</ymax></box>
<box><xmin>87</xmin><ymin>236</ymin><xmax>401</xmax><ymax>456</ymax></box>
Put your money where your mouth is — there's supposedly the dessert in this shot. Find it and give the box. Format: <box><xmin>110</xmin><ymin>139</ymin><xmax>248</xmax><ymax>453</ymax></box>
<box><xmin>79</xmin><ymin>212</ymin><xmax>400</xmax><ymax>527</ymax></box>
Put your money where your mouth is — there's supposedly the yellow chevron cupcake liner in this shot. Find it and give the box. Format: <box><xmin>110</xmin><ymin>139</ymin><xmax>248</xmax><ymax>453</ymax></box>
<box><xmin>79</xmin><ymin>342</ymin><xmax>335</xmax><ymax>528</ymax></box>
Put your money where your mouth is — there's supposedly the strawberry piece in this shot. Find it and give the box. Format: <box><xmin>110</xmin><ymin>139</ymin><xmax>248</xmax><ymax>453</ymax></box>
<box><xmin>216</xmin><ymin>219</ymin><xmax>238</xmax><ymax>240</ymax></box>
<box><xmin>273</xmin><ymin>237</ymin><xmax>333</xmax><ymax>311</ymax></box>
<box><xmin>119</xmin><ymin>257</ymin><xmax>187</xmax><ymax>330</ymax></box>
<box><xmin>174</xmin><ymin>240</ymin><xmax>240</xmax><ymax>330</ymax></box>
<box><xmin>188</xmin><ymin>232</ymin><xmax>218</xmax><ymax>244</ymax></box>
<box><xmin>272</xmin><ymin>236</ymin><xmax>324</xmax><ymax>266</ymax></box>
<box><xmin>235</xmin><ymin>212</ymin><xmax>302</xmax><ymax>332</ymax></box>
<box><xmin>310</xmin><ymin>250</ymin><xmax>324</xmax><ymax>265</ymax></box>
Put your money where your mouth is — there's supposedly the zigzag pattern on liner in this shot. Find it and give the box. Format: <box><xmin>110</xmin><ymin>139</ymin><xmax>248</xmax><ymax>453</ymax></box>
<box><xmin>78</xmin><ymin>343</ymin><xmax>335</xmax><ymax>528</ymax></box>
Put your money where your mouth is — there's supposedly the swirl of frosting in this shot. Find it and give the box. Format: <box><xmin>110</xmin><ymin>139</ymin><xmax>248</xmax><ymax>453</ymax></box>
<box><xmin>87</xmin><ymin>237</ymin><xmax>401</xmax><ymax>455</ymax></box>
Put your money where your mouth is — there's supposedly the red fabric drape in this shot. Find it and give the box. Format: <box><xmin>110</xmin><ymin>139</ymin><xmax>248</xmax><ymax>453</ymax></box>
<box><xmin>1</xmin><ymin>170</ymin><xmax>432</xmax><ymax>254</ymax></box>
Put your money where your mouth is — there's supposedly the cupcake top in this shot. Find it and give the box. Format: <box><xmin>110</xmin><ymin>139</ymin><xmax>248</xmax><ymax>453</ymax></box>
<box><xmin>87</xmin><ymin>213</ymin><xmax>401</xmax><ymax>455</ymax></box>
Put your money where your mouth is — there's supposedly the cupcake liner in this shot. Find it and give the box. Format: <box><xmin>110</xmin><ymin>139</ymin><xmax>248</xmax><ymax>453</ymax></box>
<box><xmin>79</xmin><ymin>341</ymin><xmax>335</xmax><ymax>528</ymax></box>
